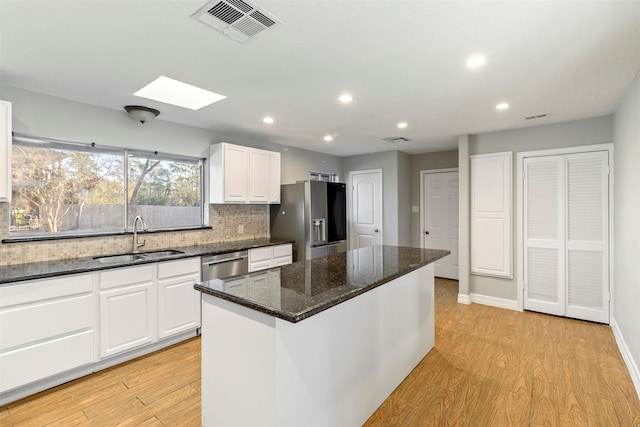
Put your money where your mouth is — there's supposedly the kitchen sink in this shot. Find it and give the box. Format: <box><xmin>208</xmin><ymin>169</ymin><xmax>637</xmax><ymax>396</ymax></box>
<box><xmin>93</xmin><ymin>250</ymin><xmax>184</xmax><ymax>264</ymax></box>
<box><xmin>94</xmin><ymin>254</ymin><xmax>148</xmax><ymax>263</ymax></box>
<box><xmin>141</xmin><ymin>250</ymin><xmax>184</xmax><ymax>259</ymax></box>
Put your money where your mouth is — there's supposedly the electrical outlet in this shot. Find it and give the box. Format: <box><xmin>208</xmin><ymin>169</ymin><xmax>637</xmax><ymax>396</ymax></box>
<box><xmin>238</xmin><ymin>224</ymin><xmax>244</xmax><ymax>234</ymax></box>
<box><xmin>412</xmin><ymin>206</ymin><xmax>419</xmax><ymax>213</ymax></box>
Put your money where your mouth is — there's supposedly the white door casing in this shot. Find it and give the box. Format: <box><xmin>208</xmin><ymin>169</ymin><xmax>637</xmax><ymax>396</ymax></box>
<box><xmin>350</xmin><ymin>169</ymin><xmax>383</xmax><ymax>249</ymax></box>
<box><xmin>520</xmin><ymin>147</ymin><xmax>610</xmax><ymax>324</ymax></box>
<box><xmin>421</xmin><ymin>169</ymin><xmax>459</xmax><ymax>280</ymax></box>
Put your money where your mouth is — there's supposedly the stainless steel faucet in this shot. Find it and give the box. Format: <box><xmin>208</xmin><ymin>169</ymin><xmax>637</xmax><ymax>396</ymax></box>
<box><xmin>132</xmin><ymin>215</ymin><xmax>147</xmax><ymax>253</ymax></box>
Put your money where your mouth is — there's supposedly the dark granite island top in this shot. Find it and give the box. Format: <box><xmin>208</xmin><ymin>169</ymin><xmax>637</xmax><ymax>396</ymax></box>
<box><xmin>197</xmin><ymin>244</ymin><xmax>449</xmax><ymax>427</ymax></box>
<box><xmin>195</xmin><ymin>245</ymin><xmax>450</xmax><ymax>323</ymax></box>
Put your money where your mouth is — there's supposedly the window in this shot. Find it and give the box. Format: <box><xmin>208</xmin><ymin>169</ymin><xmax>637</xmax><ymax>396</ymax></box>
<box><xmin>309</xmin><ymin>171</ymin><xmax>339</xmax><ymax>182</ymax></box>
<box><xmin>10</xmin><ymin>135</ymin><xmax>203</xmax><ymax>236</ymax></box>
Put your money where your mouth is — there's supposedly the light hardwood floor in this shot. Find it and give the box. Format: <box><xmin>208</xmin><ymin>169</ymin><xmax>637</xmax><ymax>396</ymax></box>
<box><xmin>1</xmin><ymin>279</ymin><xmax>639</xmax><ymax>426</ymax></box>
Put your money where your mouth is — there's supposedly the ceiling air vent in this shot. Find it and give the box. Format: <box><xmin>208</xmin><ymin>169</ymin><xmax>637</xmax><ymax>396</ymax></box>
<box><xmin>383</xmin><ymin>137</ymin><xmax>411</xmax><ymax>143</ymax></box>
<box><xmin>525</xmin><ymin>113</ymin><xmax>549</xmax><ymax>120</ymax></box>
<box><xmin>192</xmin><ymin>0</ymin><xmax>281</xmax><ymax>43</ymax></box>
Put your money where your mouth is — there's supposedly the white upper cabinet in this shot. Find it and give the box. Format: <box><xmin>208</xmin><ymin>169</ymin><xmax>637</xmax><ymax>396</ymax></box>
<box><xmin>268</xmin><ymin>151</ymin><xmax>281</xmax><ymax>203</ymax></box>
<box><xmin>0</xmin><ymin>100</ymin><xmax>12</xmax><ymax>202</ymax></box>
<box><xmin>209</xmin><ymin>142</ymin><xmax>281</xmax><ymax>204</ymax></box>
<box><xmin>248</xmin><ymin>148</ymin><xmax>269</xmax><ymax>202</ymax></box>
<box><xmin>210</xmin><ymin>143</ymin><xmax>249</xmax><ymax>203</ymax></box>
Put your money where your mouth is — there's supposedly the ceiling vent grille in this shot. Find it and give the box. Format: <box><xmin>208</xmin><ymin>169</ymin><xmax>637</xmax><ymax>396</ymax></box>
<box><xmin>383</xmin><ymin>136</ymin><xmax>411</xmax><ymax>143</ymax></box>
<box><xmin>192</xmin><ymin>0</ymin><xmax>281</xmax><ymax>43</ymax></box>
<box><xmin>525</xmin><ymin>113</ymin><xmax>549</xmax><ymax>120</ymax></box>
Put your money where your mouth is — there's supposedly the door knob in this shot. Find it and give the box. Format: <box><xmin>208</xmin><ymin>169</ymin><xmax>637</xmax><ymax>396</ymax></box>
<box><xmin>374</xmin><ymin>229</ymin><xmax>379</xmax><ymax>233</ymax></box>
<box><xmin>425</xmin><ymin>230</ymin><xmax>430</xmax><ymax>235</ymax></box>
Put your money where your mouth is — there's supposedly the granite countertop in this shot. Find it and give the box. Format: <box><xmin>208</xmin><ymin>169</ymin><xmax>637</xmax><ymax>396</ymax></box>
<box><xmin>0</xmin><ymin>238</ymin><xmax>294</xmax><ymax>284</ymax></box>
<box><xmin>195</xmin><ymin>245</ymin><xmax>450</xmax><ymax>323</ymax></box>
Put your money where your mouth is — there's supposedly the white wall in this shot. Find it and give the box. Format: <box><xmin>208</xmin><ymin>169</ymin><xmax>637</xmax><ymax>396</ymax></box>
<box><xmin>462</xmin><ymin>116</ymin><xmax>613</xmax><ymax>300</ymax></box>
<box><xmin>1</xmin><ymin>85</ymin><xmax>341</xmax><ymax>188</ymax></box>
<box><xmin>613</xmin><ymin>71</ymin><xmax>640</xmax><ymax>394</ymax></box>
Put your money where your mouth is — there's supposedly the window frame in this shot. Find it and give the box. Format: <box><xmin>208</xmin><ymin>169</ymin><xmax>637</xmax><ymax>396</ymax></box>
<box><xmin>10</xmin><ymin>133</ymin><xmax>205</xmax><ymax>238</ymax></box>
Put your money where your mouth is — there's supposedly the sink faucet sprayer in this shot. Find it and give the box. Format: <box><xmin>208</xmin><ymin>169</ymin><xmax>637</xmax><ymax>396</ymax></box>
<box><xmin>132</xmin><ymin>216</ymin><xmax>147</xmax><ymax>253</ymax></box>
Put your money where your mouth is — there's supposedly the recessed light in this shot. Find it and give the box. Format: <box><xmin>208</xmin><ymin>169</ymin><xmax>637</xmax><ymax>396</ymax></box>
<box><xmin>339</xmin><ymin>94</ymin><xmax>353</xmax><ymax>104</ymax></box>
<box><xmin>466</xmin><ymin>54</ymin><xmax>487</xmax><ymax>68</ymax></box>
<box><xmin>134</xmin><ymin>76</ymin><xmax>226</xmax><ymax>110</ymax></box>
<box><xmin>496</xmin><ymin>102</ymin><xmax>510</xmax><ymax>110</ymax></box>
<box><xmin>263</xmin><ymin>116</ymin><xmax>274</xmax><ymax>124</ymax></box>
<box><xmin>324</xmin><ymin>135</ymin><xmax>333</xmax><ymax>142</ymax></box>
<box><xmin>397</xmin><ymin>122</ymin><xmax>408</xmax><ymax>129</ymax></box>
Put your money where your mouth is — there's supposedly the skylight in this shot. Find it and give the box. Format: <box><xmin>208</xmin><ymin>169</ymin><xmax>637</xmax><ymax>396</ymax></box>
<box><xmin>134</xmin><ymin>76</ymin><xmax>226</xmax><ymax>110</ymax></box>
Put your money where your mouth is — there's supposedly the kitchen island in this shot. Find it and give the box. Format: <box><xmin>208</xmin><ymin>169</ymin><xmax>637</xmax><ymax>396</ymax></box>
<box><xmin>195</xmin><ymin>245</ymin><xmax>449</xmax><ymax>427</ymax></box>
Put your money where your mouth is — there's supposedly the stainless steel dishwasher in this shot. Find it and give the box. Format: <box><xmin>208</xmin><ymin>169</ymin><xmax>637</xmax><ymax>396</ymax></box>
<box><xmin>201</xmin><ymin>250</ymin><xmax>249</xmax><ymax>281</ymax></box>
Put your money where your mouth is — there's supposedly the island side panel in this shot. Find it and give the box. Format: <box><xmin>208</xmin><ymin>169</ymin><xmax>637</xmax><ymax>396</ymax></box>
<box><xmin>274</xmin><ymin>264</ymin><xmax>435</xmax><ymax>427</ymax></box>
<box><xmin>201</xmin><ymin>294</ymin><xmax>277</xmax><ymax>427</ymax></box>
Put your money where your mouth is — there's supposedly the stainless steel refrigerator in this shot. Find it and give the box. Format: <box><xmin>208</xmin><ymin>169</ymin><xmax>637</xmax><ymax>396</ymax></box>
<box><xmin>270</xmin><ymin>180</ymin><xmax>347</xmax><ymax>262</ymax></box>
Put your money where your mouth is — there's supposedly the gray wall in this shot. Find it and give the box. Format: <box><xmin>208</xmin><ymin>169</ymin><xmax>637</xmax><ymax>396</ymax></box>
<box><xmin>1</xmin><ymin>85</ymin><xmax>341</xmax><ymax>189</ymax></box>
<box><xmin>463</xmin><ymin>115</ymin><xmax>614</xmax><ymax>300</ymax></box>
<box><xmin>342</xmin><ymin>150</ymin><xmax>411</xmax><ymax>246</ymax></box>
<box><xmin>410</xmin><ymin>150</ymin><xmax>458</xmax><ymax>247</ymax></box>
<box><xmin>398</xmin><ymin>151</ymin><xmax>412</xmax><ymax>247</ymax></box>
<box><xmin>613</xmin><ymin>71</ymin><xmax>640</xmax><ymax>390</ymax></box>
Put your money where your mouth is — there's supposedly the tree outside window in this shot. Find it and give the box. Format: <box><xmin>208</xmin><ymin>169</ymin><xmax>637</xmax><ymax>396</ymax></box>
<box><xmin>10</xmin><ymin>138</ymin><xmax>203</xmax><ymax>235</ymax></box>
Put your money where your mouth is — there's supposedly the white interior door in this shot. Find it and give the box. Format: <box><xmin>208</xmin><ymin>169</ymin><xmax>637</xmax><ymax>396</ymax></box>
<box><xmin>350</xmin><ymin>170</ymin><xmax>382</xmax><ymax>249</ymax></box>
<box><xmin>523</xmin><ymin>151</ymin><xmax>609</xmax><ymax>323</ymax></box>
<box><xmin>422</xmin><ymin>171</ymin><xmax>459</xmax><ymax>280</ymax></box>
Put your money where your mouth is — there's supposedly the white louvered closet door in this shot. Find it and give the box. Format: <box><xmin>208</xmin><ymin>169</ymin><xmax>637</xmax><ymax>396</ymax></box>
<box><xmin>564</xmin><ymin>152</ymin><xmax>609</xmax><ymax>323</ymax></box>
<box><xmin>523</xmin><ymin>151</ymin><xmax>609</xmax><ymax>323</ymax></box>
<box><xmin>523</xmin><ymin>156</ymin><xmax>565</xmax><ymax>316</ymax></box>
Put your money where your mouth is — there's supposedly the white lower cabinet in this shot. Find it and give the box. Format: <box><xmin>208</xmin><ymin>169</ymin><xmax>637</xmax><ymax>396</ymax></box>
<box><xmin>0</xmin><ymin>274</ymin><xmax>94</xmax><ymax>393</ymax></box>
<box><xmin>158</xmin><ymin>258</ymin><xmax>201</xmax><ymax>339</ymax></box>
<box><xmin>99</xmin><ymin>259</ymin><xmax>201</xmax><ymax>358</ymax></box>
<box><xmin>99</xmin><ymin>265</ymin><xmax>155</xmax><ymax>358</ymax></box>
<box><xmin>248</xmin><ymin>243</ymin><xmax>292</xmax><ymax>272</ymax></box>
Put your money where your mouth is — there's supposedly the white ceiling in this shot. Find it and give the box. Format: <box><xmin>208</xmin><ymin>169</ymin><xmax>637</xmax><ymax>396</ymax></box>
<box><xmin>1</xmin><ymin>0</ymin><xmax>639</xmax><ymax>157</ymax></box>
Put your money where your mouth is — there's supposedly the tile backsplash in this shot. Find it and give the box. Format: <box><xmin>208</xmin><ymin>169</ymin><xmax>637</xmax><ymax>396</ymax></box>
<box><xmin>0</xmin><ymin>202</ymin><xmax>268</xmax><ymax>266</ymax></box>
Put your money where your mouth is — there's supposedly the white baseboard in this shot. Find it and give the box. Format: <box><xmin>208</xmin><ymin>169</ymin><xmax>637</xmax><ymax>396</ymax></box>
<box><xmin>457</xmin><ymin>293</ymin><xmax>519</xmax><ymax>311</ymax></box>
<box><xmin>457</xmin><ymin>293</ymin><xmax>471</xmax><ymax>304</ymax></box>
<box><xmin>611</xmin><ymin>317</ymin><xmax>640</xmax><ymax>400</ymax></box>
<box><xmin>471</xmin><ymin>293</ymin><xmax>519</xmax><ymax>310</ymax></box>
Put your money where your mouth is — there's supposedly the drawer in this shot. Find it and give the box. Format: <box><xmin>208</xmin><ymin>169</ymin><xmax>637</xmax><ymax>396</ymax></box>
<box><xmin>249</xmin><ymin>247</ymin><xmax>272</xmax><ymax>263</ymax></box>
<box><xmin>158</xmin><ymin>257</ymin><xmax>200</xmax><ymax>279</ymax></box>
<box><xmin>249</xmin><ymin>260</ymin><xmax>272</xmax><ymax>272</ymax></box>
<box><xmin>0</xmin><ymin>294</ymin><xmax>93</xmax><ymax>350</ymax></box>
<box><xmin>100</xmin><ymin>265</ymin><xmax>153</xmax><ymax>290</ymax></box>
<box><xmin>0</xmin><ymin>274</ymin><xmax>92</xmax><ymax>308</ymax></box>
<box><xmin>272</xmin><ymin>244</ymin><xmax>291</xmax><ymax>258</ymax></box>
<box><xmin>0</xmin><ymin>330</ymin><xmax>94</xmax><ymax>392</ymax></box>
<box><xmin>272</xmin><ymin>256</ymin><xmax>292</xmax><ymax>267</ymax></box>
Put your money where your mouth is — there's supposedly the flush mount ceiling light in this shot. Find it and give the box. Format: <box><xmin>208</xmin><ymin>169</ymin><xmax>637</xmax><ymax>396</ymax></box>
<box><xmin>263</xmin><ymin>116</ymin><xmax>274</xmax><ymax>124</ymax></box>
<box><xmin>466</xmin><ymin>54</ymin><xmax>487</xmax><ymax>68</ymax></box>
<box><xmin>324</xmin><ymin>135</ymin><xmax>334</xmax><ymax>142</ymax></box>
<box><xmin>496</xmin><ymin>102</ymin><xmax>510</xmax><ymax>110</ymax></box>
<box><xmin>397</xmin><ymin>122</ymin><xmax>408</xmax><ymax>129</ymax></box>
<box><xmin>134</xmin><ymin>76</ymin><xmax>226</xmax><ymax>110</ymax></box>
<box><xmin>338</xmin><ymin>93</ymin><xmax>353</xmax><ymax>104</ymax></box>
<box><xmin>124</xmin><ymin>105</ymin><xmax>160</xmax><ymax>124</ymax></box>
